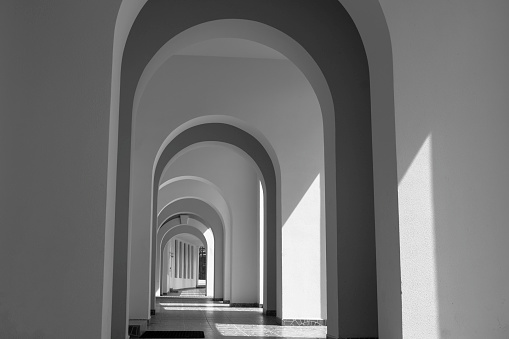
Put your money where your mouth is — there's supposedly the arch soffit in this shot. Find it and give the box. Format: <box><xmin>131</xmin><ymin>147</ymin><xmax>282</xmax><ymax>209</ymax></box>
<box><xmin>158</xmin><ymin>217</ymin><xmax>208</xmax><ymax>247</ymax></box>
<box><xmin>158</xmin><ymin>175</ymin><xmax>232</xmax><ymax>232</ymax></box>
<box><xmin>160</xmin><ymin>141</ymin><xmax>269</xmax><ymax>213</ymax></box>
<box><xmin>153</xmin><ymin>123</ymin><xmax>276</xmax><ymax>197</ymax></box>
<box><xmin>158</xmin><ymin>197</ymin><xmax>225</xmax><ymax>240</ymax></box>
<box><xmin>114</xmin><ymin>0</ymin><xmax>391</xmax><ymax>80</ymax></box>
<box><xmin>159</xmin><ymin>215</ymin><xmax>209</xmax><ymax>236</ymax></box>
<box><xmin>157</xmin><ymin>117</ymin><xmax>281</xmax><ymax>191</ymax></box>
<box><xmin>116</xmin><ymin>3</ymin><xmax>393</xmax><ymax>179</ymax></box>
<box><xmin>133</xmin><ymin>19</ymin><xmax>333</xmax><ymax>152</ymax></box>
<box><xmin>151</xmin><ymin>123</ymin><xmax>278</xmax><ymax>244</ymax></box>
<box><xmin>120</xmin><ymin>2</ymin><xmax>375</xmax><ymax>250</ymax></box>
<box><xmin>114</xmin><ymin>0</ymin><xmax>394</xmax><ymax>215</ymax></box>
<box><xmin>161</xmin><ymin>225</ymin><xmax>207</xmax><ymax>251</ymax></box>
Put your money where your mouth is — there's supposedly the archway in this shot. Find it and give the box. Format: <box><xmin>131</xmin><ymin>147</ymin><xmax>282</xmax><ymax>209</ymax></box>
<box><xmin>151</xmin><ymin>124</ymin><xmax>278</xmax><ymax>316</ymax></box>
<box><xmin>156</xmin><ymin>218</ymin><xmax>210</xmax><ymax>297</ymax></box>
<box><xmin>159</xmin><ymin>225</ymin><xmax>208</xmax><ymax>296</ymax></box>
<box><xmin>154</xmin><ymin>176</ymin><xmax>231</xmax><ymax>304</ymax></box>
<box><xmin>113</xmin><ymin>2</ymin><xmax>399</xmax><ymax>338</ymax></box>
<box><xmin>157</xmin><ymin>198</ymin><xmax>226</xmax><ymax>301</ymax></box>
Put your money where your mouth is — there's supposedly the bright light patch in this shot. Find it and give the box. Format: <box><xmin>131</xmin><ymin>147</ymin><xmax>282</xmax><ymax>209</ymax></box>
<box><xmin>203</xmin><ymin>229</ymin><xmax>214</xmax><ymax>297</ymax></box>
<box><xmin>214</xmin><ymin>323</ymin><xmax>326</xmax><ymax>337</ymax></box>
<box><xmin>259</xmin><ymin>180</ymin><xmax>264</xmax><ymax>306</ymax></box>
<box><xmin>162</xmin><ymin>306</ymin><xmax>262</xmax><ymax>312</ymax></box>
<box><xmin>159</xmin><ymin>302</ymin><xmax>230</xmax><ymax>307</ymax></box>
<box><xmin>399</xmin><ymin>134</ymin><xmax>439</xmax><ymax>338</ymax></box>
<box><xmin>282</xmin><ymin>173</ymin><xmax>322</xmax><ymax>319</ymax></box>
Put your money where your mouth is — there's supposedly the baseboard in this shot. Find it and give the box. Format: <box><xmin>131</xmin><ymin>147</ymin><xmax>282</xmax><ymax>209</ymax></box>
<box><xmin>265</xmin><ymin>309</ymin><xmax>276</xmax><ymax>316</ymax></box>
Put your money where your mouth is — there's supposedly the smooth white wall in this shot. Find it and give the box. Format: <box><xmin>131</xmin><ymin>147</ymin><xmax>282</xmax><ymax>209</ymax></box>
<box><xmin>162</xmin><ymin>144</ymin><xmax>259</xmax><ymax>303</ymax></box>
<box><xmin>378</xmin><ymin>0</ymin><xmax>509</xmax><ymax>337</ymax></box>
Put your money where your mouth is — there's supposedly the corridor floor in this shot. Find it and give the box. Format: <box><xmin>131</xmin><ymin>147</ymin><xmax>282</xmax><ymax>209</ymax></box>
<box><xmin>146</xmin><ymin>294</ymin><xmax>327</xmax><ymax>338</ymax></box>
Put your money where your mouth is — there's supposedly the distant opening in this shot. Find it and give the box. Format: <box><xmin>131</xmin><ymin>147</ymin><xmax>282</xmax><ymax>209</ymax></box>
<box><xmin>198</xmin><ymin>246</ymin><xmax>207</xmax><ymax>281</ymax></box>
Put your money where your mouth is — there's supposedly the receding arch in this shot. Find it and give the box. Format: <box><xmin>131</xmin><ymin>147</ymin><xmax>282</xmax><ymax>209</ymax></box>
<box><xmin>155</xmin><ymin>217</ymin><xmax>209</xmax><ymax>298</ymax></box>
<box><xmin>155</xmin><ymin>116</ymin><xmax>281</xmax><ymax>188</ymax></box>
<box><xmin>159</xmin><ymin>224</ymin><xmax>208</xmax><ymax>296</ymax></box>
<box><xmin>113</xmin><ymin>1</ymin><xmax>400</xmax><ymax>338</ymax></box>
<box><xmin>154</xmin><ymin>176</ymin><xmax>232</xmax><ymax>304</ymax></box>
<box><xmin>157</xmin><ymin>198</ymin><xmax>225</xmax><ymax>301</ymax></box>
<box><xmin>151</xmin><ymin>123</ymin><xmax>278</xmax><ymax>315</ymax></box>
<box><xmin>158</xmin><ymin>175</ymin><xmax>232</xmax><ymax>239</ymax></box>
<box><xmin>155</xmin><ymin>208</ymin><xmax>219</xmax><ymax>300</ymax></box>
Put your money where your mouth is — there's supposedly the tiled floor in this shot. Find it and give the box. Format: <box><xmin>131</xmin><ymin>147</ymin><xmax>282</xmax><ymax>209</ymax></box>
<box><xmin>146</xmin><ymin>294</ymin><xmax>327</xmax><ymax>338</ymax></box>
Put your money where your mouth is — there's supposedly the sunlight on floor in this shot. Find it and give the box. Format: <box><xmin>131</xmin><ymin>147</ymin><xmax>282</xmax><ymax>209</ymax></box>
<box><xmin>159</xmin><ymin>302</ymin><xmax>230</xmax><ymax>307</ymax></box>
<box><xmin>215</xmin><ymin>323</ymin><xmax>327</xmax><ymax>338</ymax></box>
<box><xmin>162</xmin><ymin>306</ymin><xmax>263</xmax><ymax>312</ymax></box>
<box><xmin>152</xmin><ymin>290</ymin><xmax>327</xmax><ymax>338</ymax></box>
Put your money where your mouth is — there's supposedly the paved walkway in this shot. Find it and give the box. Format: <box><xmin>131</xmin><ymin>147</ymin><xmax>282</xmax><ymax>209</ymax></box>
<box><xmin>147</xmin><ymin>293</ymin><xmax>327</xmax><ymax>338</ymax></box>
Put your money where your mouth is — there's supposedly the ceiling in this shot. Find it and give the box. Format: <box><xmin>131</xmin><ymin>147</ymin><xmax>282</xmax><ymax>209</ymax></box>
<box><xmin>175</xmin><ymin>38</ymin><xmax>287</xmax><ymax>60</ymax></box>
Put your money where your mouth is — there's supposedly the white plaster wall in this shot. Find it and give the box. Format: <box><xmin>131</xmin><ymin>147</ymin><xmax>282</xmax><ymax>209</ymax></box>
<box><xmin>378</xmin><ymin>0</ymin><xmax>509</xmax><ymax>337</ymax></box>
<box><xmin>136</xmin><ymin>54</ymin><xmax>324</xmax><ymax>318</ymax></box>
<box><xmin>0</xmin><ymin>2</ymin><xmax>121</xmax><ymax>338</ymax></box>
<box><xmin>282</xmin><ymin>174</ymin><xmax>324</xmax><ymax>319</ymax></box>
<box><xmin>161</xmin><ymin>144</ymin><xmax>259</xmax><ymax>303</ymax></box>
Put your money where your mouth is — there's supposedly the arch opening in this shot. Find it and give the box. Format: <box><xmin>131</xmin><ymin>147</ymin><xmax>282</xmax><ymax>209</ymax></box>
<box><xmin>159</xmin><ymin>224</ymin><xmax>209</xmax><ymax>296</ymax></box>
<box><xmin>157</xmin><ymin>198</ymin><xmax>226</xmax><ymax>301</ymax></box>
<box><xmin>151</xmin><ymin>124</ymin><xmax>278</xmax><ymax>315</ymax></box>
<box><xmin>112</xmin><ymin>2</ymin><xmax>399</xmax><ymax>339</ymax></box>
<box><xmin>154</xmin><ymin>176</ymin><xmax>231</xmax><ymax>303</ymax></box>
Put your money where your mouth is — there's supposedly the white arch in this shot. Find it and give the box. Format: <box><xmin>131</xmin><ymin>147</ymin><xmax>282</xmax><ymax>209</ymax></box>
<box><xmin>158</xmin><ymin>196</ymin><xmax>227</xmax><ymax>300</ymax></box>
<box><xmin>156</xmin><ymin>176</ymin><xmax>231</xmax><ymax>300</ymax></box>
<box><xmin>110</xmin><ymin>2</ymin><xmax>399</xmax><ymax>338</ymax></box>
<box><xmin>156</xmin><ymin>135</ymin><xmax>279</xmax><ymax>312</ymax></box>
<box><xmin>131</xmin><ymin>20</ymin><xmax>333</xmax><ymax>177</ymax></box>
<box><xmin>158</xmin><ymin>175</ymin><xmax>231</xmax><ymax>232</ymax></box>
<box><xmin>108</xmin><ymin>2</ymin><xmax>149</xmax><ymax>338</ymax></box>
<box><xmin>159</xmin><ymin>223</ymin><xmax>211</xmax><ymax>296</ymax></box>
<box><xmin>139</xmin><ymin>18</ymin><xmax>330</xmax><ymax>324</ymax></box>
<box><xmin>157</xmin><ymin>116</ymin><xmax>281</xmax><ymax>191</ymax></box>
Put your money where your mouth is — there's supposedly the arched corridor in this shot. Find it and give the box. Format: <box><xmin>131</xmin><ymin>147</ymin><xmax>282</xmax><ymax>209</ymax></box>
<box><xmin>118</xmin><ymin>1</ymin><xmax>380</xmax><ymax>338</ymax></box>
<box><xmin>2</xmin><ymin>1</ymin><xmax>509</xmax><ymax>339</ymax></box>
